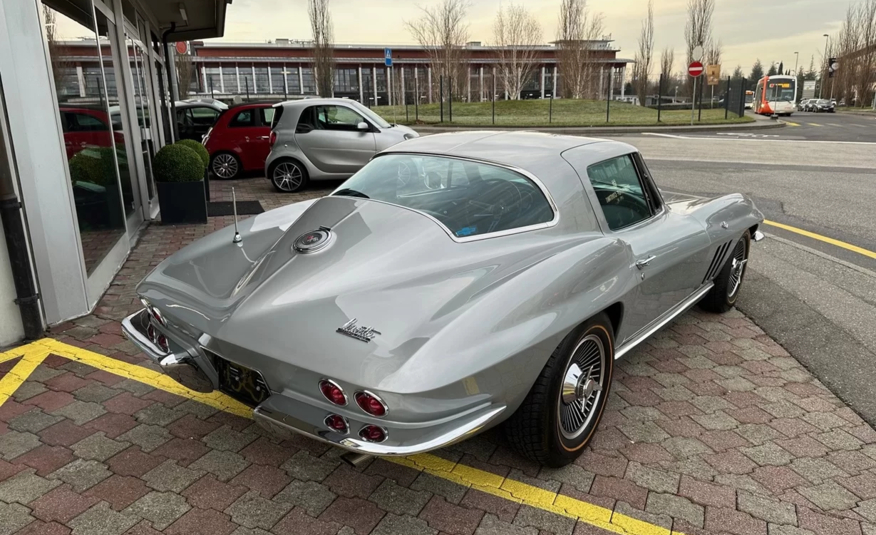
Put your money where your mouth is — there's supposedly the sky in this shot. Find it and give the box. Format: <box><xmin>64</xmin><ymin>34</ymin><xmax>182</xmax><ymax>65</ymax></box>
<box><xmin>221</xmin><ymin>0</ymin><xmax>852</xmax><ymax>77</ymax></box>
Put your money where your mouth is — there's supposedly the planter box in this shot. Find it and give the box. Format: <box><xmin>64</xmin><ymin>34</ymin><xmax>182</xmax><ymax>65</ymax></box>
<box><xmin>157</xmin><ymin>180</ymin><xmax>207</xmax><ymax>225</ymax></box>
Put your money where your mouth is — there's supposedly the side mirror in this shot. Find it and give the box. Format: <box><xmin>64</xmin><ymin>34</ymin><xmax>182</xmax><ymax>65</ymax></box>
<box><xmin>357</xmin><ymin>121</ymin><xmax>370</xmax><ymax>131</ymax></box>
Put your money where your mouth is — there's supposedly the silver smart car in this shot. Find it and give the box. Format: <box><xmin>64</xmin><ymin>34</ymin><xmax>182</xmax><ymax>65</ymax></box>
<box><xmin>265</xmin><ymin>98</ymin><xmax>418</xmax><ymax>192</ymax></box>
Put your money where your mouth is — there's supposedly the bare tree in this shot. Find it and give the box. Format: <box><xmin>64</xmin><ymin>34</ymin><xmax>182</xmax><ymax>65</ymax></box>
<box><xmin>556</xmin><ymin>0</ymin><xmax>605</xmax><ymax>99</ymax></box>
<box><xmin>706</xmin><ymin>40</ymin><xmax>722</xmax><ymax>67</ymax></box>
<box><xmin>308</xmin><ymin>0</ymin><xmax>334</xmax><ymax>97</ymax></box>
<box><xmin>659</xmin><ymin>47</ymin><xmax>674</xmax><ymax>83</ymax></box>
<box><xmin>407</xmin><ymin>0</ymin><xmax>470</xmax><ymax>102</ymax></box>
<box><xmin>633</xmin><ymin>0</ymin><xmax>654</xmax><ymax>106</ymax></box>
<box><xmin>493</xmin><ymin>3</ymin><xmax>542</xmax><ymax>100</ymax></box>
<box><xmin>684</xmin><ymin>0</ymin><xmax>715</xmax><ymax>94</ymax></box>
<box><xmin>175</xmin><ymin>49</ymin><xmax>195</xmax><ymax>98</ymax></box>
<box><xmin>44</xmin><ymin>6</ymin><xmax>73</xmax><ymax>97</ymax></box>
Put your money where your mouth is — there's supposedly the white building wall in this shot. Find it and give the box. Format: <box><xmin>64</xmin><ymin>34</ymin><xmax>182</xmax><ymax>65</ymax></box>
<box><xmin>0</xmin><ymin>218</ymin><xmax>24</xmax><ymax>346</ymax></box>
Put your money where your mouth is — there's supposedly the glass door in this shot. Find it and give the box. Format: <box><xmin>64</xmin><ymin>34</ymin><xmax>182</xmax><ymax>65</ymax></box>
<box><xmin>125</xmin><ymin>31</ymin><xmax>157</xmax><ymax>208</ymax></box>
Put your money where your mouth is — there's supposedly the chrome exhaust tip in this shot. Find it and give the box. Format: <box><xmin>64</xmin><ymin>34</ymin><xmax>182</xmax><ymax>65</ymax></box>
<box><xmin>341</xmin><ymin>452</ymin><xmax>373</xmax><ymax>468</ymax></box>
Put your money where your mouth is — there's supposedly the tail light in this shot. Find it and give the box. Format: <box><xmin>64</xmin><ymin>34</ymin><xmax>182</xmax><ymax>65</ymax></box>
<box><xmin>359</xmin><ymin>425</ymin><xmax>387</xmax><ymax>443</ymax></box>
<box><xmin>319</xmin><ymin>379</ymin><xmax>347</xmax><ymax>406</ymax></box>
<box><xmin>355</xmin><ymin>391</ymin><xmax>387</xmax><ymax>417</ymax></box>
<box><xmin>140</xmin><ymin>298</ymin><xmax>166</xmax><ymax>326</ymax></box>
<box><xmin>324</xmin><ymin>414</ymin><xmax>349</xmax><ymax>434</ymax></box>
<box><xmin>269</xmin><ymin>131</ymin><xmax>277</xmax><ymax>146</ymax></box>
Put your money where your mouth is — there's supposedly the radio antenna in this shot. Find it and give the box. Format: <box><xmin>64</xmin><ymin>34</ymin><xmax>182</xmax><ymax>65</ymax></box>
<box><xmin>232</xmin><ymin>187</ymin><xmax>242</xmax><ymax>244</ymax></box>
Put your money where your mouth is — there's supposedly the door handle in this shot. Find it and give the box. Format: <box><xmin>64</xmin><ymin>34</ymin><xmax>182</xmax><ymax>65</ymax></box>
<box><xmin>635</xmin><ymin>256</ymin><xmax>656</xmax><ymax>269</ymax></box>
<box><xmin>258</xmin><ymin>136</ymin><xmax>270</xmax><ymax>140</ymax></box>
<box><xmin>244</xmin><ymin>136</ymin><xmax>250</xmax><ymax>142</ymax></box>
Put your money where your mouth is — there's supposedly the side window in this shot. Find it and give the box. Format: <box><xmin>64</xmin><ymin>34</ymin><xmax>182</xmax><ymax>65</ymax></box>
<box><xmin>260</xmin><ymin>107</ymin><xmax>275</xmax><ymax>126</ymax></box>
<box><xmin>190</xmin><ymin>107</ymin><xmax>219</xmax><ymax>126</ymax></box>
<box><xmin>73</xmin><ymin>113</ymin><xmax>108</xmax><ymax>132</ymax></box>
<box><xmin>229</xmin><ymin>109</ymin><xmax>254</xmax><ymax>127</ymax></box>
<box><xmin>586</xmin><ymin>155</ymin><xmax>653</xmax><ymax>231</ymax></box>
<box><xmin>315</xmin><ymin>105</ymin><xmax>365</xmax><ymax>131</ymax></box>
<box><xmin>297</xmin><ymin>107</ymin><xmax>317</xmax><ymax>131</ymax></box>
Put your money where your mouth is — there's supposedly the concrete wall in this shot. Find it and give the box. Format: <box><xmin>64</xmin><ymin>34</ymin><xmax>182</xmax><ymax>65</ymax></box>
<box><xmin>0</xmin><ymin>217</ymin><xmax>24</xmax><ymax>347</ymax></box>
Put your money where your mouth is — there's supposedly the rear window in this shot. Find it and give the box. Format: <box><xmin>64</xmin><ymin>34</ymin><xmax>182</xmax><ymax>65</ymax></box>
<box><xmin>332</xmin><ymin>154</ymin><xmax>555</xmax><ymax>239</ymax></box>
<box><xmin>270</xmin><ymin>105</ymin><xmax>284</xmax><ymax>130</ymax></box>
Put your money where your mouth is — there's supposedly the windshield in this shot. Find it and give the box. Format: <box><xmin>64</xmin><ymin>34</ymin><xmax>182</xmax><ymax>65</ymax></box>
<box><xmin>816</xmin><ymin>99</ymin><xmax>831</xmax><ymax>105</ymax></box>
<box><xmin>349</xmin><ymin>100</ymin><xmax>391</xmax><ymax>128</ymax></box>
<box><xmin>332</xmin><ymin>154</ymin><xmax>555</xmax><ymax>238</ymax></box>
<box><xmin>767</xmin><ymin>80</ymin><xmax>795</xmax><ymax>101</ymax></box>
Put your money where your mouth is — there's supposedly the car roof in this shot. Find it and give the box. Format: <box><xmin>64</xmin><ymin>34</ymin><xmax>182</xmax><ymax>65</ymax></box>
<box><xmin>381</xmin><ymin>131</ymin><xmax>637</xmax><ymax>187</ymax></box>
<box><xmin>274</xmin><ymin>98</ymin><xmax>363</xmax><ymax>109</ymax></box>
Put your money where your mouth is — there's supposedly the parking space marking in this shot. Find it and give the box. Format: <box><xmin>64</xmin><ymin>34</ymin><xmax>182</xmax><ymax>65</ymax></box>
<box><xmin>807</xmin><ymin>122</ymin><xmax>823</xmax><ymax>126</ymax></box>
<box><xmin>0</xmin><ymin>338</ymin><xmax>680</xmax><ymax>535</ymax></box>
<box><xmin>764</xmin><ymin>220</ymin><xmax>876</xmax><ymax>260</ymax></box>
<box><xmin>784</xmin><ymin>121</ymin><xmax>800</xmax><ymax>126</ymax></box>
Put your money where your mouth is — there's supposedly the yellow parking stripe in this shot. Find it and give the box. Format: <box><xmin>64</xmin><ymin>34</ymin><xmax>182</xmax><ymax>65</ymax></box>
<box><xmin>0</xmin><ymin>338</ymin><xmax>680</xmax><ymax>535</ymax></box>
<box><xmin>765</xmin><ymin>220</ymin><xmax>876</xmax><ymax>260</ymax></box>
<box><xmin>784</xmin><ymin>121</ymin><xmax>800</xmax><ymax>126</ymax></box>
<box><xmin>807</xmin><ymin>123</ymin><xmax>823</xmax><ymax>126</ymax></box>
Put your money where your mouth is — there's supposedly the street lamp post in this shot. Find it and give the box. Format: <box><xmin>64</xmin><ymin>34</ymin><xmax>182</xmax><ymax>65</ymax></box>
<box><xmin>281</xmin><ymin>69</ymin><xmax>291</xmax><ymax>100</ymax></box>
<box><xmin>793</xmin><ymin>52</ymin><xmax>799</xmax><ymax>76</ymax></box>
<box><xmin>821</xmin><ymin>34</ymin><xmax>829</xmax><ymax>98</ymax></box>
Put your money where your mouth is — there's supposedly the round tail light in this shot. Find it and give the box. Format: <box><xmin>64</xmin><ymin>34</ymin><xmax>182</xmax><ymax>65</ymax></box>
<box><xmin>269</xmin><ymin>131</ymin><xmax>277</xmax><ymax>146</ymax></box>
<box><xmin>359</xmin><ymin>425</ymin><xmax>387</xmax><ymax>443</ymax></box>
<box><xmin>355</xmin><ymin>391</ymin><xmax>387</xmax><ymax>417</ymax></box>
<box><xmin>319</xmin><ymin>379</ymin><xmax>347</xmax><ymax>406</ymax></box>
<box><xmin>324</xmin><ymin>414</ymin><xmax>349</xmax><ymax>434</ymax></box>
<box><xmin>156</xmin><ymin>334</ymin><xmax>169</xmax><ymax>353</ymax></box>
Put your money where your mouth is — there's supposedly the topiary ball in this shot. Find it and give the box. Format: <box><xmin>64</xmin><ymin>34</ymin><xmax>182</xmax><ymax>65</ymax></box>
<box><xmin>175</xmin><ymin>139</ymin><xmax>210</xmax><ymax>168</ymax></box>
<box><xmin>152</xmin><ymin>144</ymin><xmax>206</xmax><ymax>183</ymax></box>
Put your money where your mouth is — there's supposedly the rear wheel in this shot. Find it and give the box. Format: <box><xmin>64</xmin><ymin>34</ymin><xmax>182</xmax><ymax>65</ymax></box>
<box><xmin>700</xmin><ymin>230</ymin><xmax>751</xmax><ymax>313</ymax></box>
<box><xmin>269</xmin><ymin>158</ymin><xmax>308</xmax><ymax>193</ymax></box>
<box><xmin>505</xmin><ymin>313</ymin><xmax>614</xmax><ymax>467</ymax></box>
<box><xmin>210</xmin><ymin>152</ymin><xmax>241</xmax><ymax>180</ymax></box>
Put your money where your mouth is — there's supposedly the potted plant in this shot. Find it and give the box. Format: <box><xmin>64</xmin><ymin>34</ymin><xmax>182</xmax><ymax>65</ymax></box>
<box><xmin>175</xmin><ymin>139</ymin><xmax>211</xmax><ymax>201</ymax></box>
<box><xmin>153</xmin><ymin>143</ymin><xmax>207</xmax><ymax>224</ymax></box>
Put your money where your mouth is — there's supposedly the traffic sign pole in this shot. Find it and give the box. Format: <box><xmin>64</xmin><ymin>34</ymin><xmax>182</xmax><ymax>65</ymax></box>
<box><xmin>691</xmin><ymin>75</ymin><xmax>697</xmax><ymax>125</ymax></box>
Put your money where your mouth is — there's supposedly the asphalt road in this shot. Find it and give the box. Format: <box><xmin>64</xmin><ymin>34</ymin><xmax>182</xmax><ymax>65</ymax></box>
<box><xmin>631</xmin><ymin>109</ymin><xmax>876</xmax><ymax>142</ymax></box>
<box><xmin>614</xmin><ymin>133</ymin><xmax>876</xmax><ymax>426</ymax></box>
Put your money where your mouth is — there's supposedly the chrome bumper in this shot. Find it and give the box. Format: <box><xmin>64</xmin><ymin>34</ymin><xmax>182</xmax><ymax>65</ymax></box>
<box><xmin>121</xmin><ymin>309</ymin><xmax>214</xmax><ymax>393</ymax></box>
<box><xmin>253</xmin><ymin>395</ymin><xmax>506</xmax><ymax>456</ymax></box>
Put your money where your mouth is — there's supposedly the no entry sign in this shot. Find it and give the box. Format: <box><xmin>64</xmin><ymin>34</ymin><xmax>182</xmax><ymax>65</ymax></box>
<box><xmin>688</xmin><ymin>61</ymin><xmax>704</xmax><ymax>78</ymax></box>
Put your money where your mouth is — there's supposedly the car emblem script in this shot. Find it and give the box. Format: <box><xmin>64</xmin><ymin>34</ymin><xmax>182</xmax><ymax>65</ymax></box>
<box><xmin>293</xmin><ymin>227</ymin><xmax>333</xmax><ymax>254</ymax></box>
<box><xmin>337</xmin><ymin>318</ymin><xmax>381</xmax><ymax>343</ymax></box>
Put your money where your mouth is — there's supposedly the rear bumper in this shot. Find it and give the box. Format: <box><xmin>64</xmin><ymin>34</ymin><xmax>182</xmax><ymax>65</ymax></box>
<box><xmin>122</xmin><ymin>309</ymin><xmax>507</xmax><ymax>456</ymax></box>
<box><xmin>253</xmin><ymin>394</ymin><xmax>506</xmax><ymax>456</ymax></box>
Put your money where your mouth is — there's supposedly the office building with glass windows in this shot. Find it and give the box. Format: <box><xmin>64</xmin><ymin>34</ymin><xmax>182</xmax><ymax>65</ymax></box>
<box><xmin>0</xmin><ymin>0</ymin><xmax>229</xmax><ymax>346</ymax></box>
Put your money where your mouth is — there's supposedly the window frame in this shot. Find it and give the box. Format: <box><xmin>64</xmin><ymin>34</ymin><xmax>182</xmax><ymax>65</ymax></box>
<box><xmin>584</xmin><ymin>152</ymin><xmax>664</xmax><ymax>233</ymax></box>
<box><xmin>312</xmin><ymin>104</ymin><xmax>368</xmax><ymax>131</ymax></box>
<box><xmin>331</xmin><ymin>152</ymin><xmax>560</xmax><ymax>243</ymax></box>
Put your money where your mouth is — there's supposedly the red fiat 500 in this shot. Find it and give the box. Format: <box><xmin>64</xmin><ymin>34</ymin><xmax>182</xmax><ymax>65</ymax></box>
<box><xmin>202</xmin><ymin>102</ymin><xmax>276</xmax><ymax>180</ymax></box>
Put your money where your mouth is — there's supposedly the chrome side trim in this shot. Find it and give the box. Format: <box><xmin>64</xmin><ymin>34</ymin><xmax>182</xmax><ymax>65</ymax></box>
<box><xmin>253</xmin><ymin>404</ymin><xmax>506</xmax><ymax>456</ymax></box>
<box><xmin>615</xmin><ymin>282</ymin><xmax>715</xmax><ymax>360</ymax></box>
<box><xmin>329</xmin><ymin>152</ymin><xmax>560</xmax><ymax>244</ymax></box>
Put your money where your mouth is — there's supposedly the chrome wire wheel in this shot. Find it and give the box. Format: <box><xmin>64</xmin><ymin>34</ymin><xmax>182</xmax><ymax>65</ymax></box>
<box><xmin>273</xmin><ymin>162</ymin><xmax>304</xmax><ymax>192</ymax></box>
<box><xmin>727</xmin><ymin>238</ymin><xmax>749</xmax><ymax>299</ymax></box>
<box><xmin>557</xmin><ymin>334</ymin><xmax>606</xmax><ymax>440</ymax></box>
<box><xmin>212</xmin><ymin>154</ymin><xmax>239</xmax><ymax>179</ymax></box>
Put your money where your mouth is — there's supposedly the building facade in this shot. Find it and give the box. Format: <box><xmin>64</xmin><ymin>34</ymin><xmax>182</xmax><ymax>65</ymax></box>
<box><xmin>0</xmin><ymin>0</ymin><xmax>228</xmax><ymax>346</ymax></box>
<box><xmin>181</xmin><ymin>40</ymin><xmax>633</xmax><ymax>104</ymax></box>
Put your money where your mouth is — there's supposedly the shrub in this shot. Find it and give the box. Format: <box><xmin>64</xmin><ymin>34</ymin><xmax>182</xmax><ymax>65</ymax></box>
<box><xmin>69</xmin><ymin>147</ymin><xmax>120</xmax><ymax>186</ymax></box>
<box><xmin>175</xmin><ymin>139</ymin><xmax>209</xmax><ymax>168</ymax></box>
<box><xmin>152</xmin><ymin>144</ymin><xmax>205</xmax><ymax>183</ymax></box>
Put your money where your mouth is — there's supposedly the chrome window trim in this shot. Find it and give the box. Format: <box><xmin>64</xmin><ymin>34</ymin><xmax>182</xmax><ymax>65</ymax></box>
<box><xmin>330</xmin><ymin>152</ymin><xmax>560</xmax><ymax>243</ymax></box>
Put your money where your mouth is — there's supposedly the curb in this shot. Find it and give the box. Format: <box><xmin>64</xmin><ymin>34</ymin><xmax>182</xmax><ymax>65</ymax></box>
<box><xmin>411</xmin><ymin>120</ymin><xmax>785</xmax><ymax>136</ymax></box>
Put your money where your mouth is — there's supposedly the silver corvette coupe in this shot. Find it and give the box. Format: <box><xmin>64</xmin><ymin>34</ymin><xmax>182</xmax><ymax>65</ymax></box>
<box><xmin>123</xmin><ymin>132</ymin><xmax>764</xmax><ymax>467</ymax></box>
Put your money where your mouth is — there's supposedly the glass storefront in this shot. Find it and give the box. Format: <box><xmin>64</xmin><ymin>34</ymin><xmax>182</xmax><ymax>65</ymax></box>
<box><xmin>42</xmin><ymin>0</ymin><xmax>127</xmax><ymax>275</ymax></box>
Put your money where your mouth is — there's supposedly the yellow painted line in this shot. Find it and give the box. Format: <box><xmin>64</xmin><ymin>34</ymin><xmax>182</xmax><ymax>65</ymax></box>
<box><xmin>807</xmin><ymin>122</ymin><xmax>823</xmax><ymax>126</ymax></box>
<box><xmin>0</xmin><ymin>339</ymin><xmax>679</xmax><ymax>535</ymax></box>
<box><xmin>784</xmin><ymin>121</ymin><xmax>800</xmax><ymax>126</ymax></box>
<box><xmin>0</xmin><ymin>349</ymin><xmax>48</xmax><ymax>406</ymax></box>
<box><xmin>764</xmin><ymin>220</ymin><xmax>876</xmax><ymax>260</ymax></box>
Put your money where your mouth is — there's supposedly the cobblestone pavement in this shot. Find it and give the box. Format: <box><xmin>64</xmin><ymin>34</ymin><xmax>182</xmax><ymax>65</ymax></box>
<box><xmin>3</xmin><ymin>177</ymin><xmax>876</xmax><ymax>535</ymax></box>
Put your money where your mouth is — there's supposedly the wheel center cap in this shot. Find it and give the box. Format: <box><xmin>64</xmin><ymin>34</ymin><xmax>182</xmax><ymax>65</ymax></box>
<box><xmin>562</xmin><ymin>363</ymin><xmax>601</xmax><ymax>405</ymax></box>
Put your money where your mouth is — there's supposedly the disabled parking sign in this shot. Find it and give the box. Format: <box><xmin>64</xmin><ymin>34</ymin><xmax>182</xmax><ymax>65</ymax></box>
<box><xmin>385</xmin><ymin>48</ymin><xmax>392</xmax><ymax>67</ymax></box>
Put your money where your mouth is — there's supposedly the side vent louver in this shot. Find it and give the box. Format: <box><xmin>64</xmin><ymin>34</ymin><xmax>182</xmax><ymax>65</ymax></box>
<box><xmin>703</xmin><ymin>241</ymin><xmax>732</xmax><ymax>283</ymax></box>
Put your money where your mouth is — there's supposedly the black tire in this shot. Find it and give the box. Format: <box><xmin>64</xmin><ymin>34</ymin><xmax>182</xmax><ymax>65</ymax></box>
<box><xmin>269</xmin><ymin>158</ymin><xmax>309</xmax><ymax>193</ymax></box>
<box><xmin>210</xmin><ymin>152</ymin><xmax>242</xmax><ymax>180</ymax></box>
<box><xmin>699</xmin><ymin>230</ymin><xmax>751</xmax><ymax>313</ymax></box>
<box><xmin>505</xmin><ymin>313</ymin><xmax>614</xmax><ymax>467</ymax></box>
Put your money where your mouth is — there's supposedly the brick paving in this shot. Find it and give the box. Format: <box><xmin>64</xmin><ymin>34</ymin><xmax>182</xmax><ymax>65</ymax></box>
<box><xmin>2</xmin><ymin>176</ymin><xmax>876</xmax><ymax>534</ymax></box>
